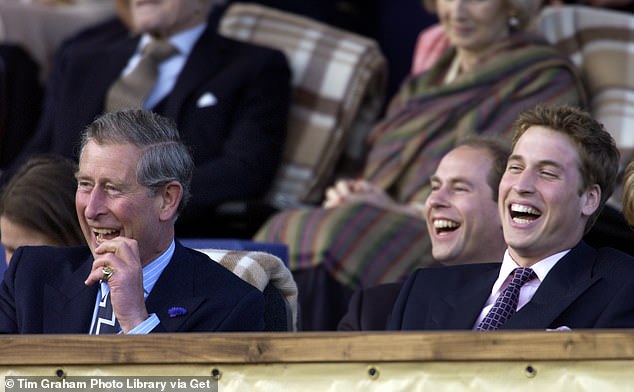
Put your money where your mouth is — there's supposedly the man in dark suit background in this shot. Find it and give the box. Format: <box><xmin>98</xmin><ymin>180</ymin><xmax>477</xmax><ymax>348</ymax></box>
<box><xmin>338</xmin><ymin>137</ymin><xmax>510</xmax><ymax>330</ymax></box>
<box><xmin>2</xmin><ymin>0</ymin><xmax>292</xmax><ymax>237</ymax></box>
<box><xmin>389</xmin><ymin>105</ymin><xmax>634</xmax><ymax>331</ymax></box>
<box><xmin>0</xmin><ymin>109</ymin><xmax>264</xmax><ymax>334</ymax></box>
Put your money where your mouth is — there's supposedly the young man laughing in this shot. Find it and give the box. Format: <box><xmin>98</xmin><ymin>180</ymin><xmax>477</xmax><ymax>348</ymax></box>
<box><xmin>389</xmin><ymin>105</ymin><xmax>634</xmax><ymax>331</ymax></box>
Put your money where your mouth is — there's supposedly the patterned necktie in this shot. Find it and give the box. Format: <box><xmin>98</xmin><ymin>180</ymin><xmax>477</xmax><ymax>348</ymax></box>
<box><xmin>104</xmin><ymin>39</ymin><xmax>177</xmax><ymax>112</ymax></box>
<box><xmin>477</xmin><ymin>267</ymin><xmax>536</xmax><ymax>331</ymax></box>
<box><xmin>90</xmin><ymin>287</ymin><xmax>119</xmax><ymax>334</ymax></box>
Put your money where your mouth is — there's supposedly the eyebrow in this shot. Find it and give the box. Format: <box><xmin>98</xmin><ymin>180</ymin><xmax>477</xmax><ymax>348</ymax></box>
<box><xmin>508</xmin><ymin>154</ymin><xmax>566</xmax><ymax>170</ymax></box>
<box><xmin>430</xmin><ymin>175</ymin><xmax>474</xmax><ymax>187</ymax></box>
<box><xmin>74</xmin><ymin>172</ymin><xmax>126</xmax><ymax>188</ymax></box>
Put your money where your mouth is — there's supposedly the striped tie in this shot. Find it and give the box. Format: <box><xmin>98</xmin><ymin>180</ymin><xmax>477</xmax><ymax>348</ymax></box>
<box><xmin>477</xmin><ymin>267</ymin><xmax>536</xmax><ymax>331</ymax></box>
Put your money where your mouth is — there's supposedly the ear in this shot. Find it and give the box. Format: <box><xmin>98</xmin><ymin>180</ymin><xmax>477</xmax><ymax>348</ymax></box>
<box><xmin>158</xmin><ymin>181</ymin><xmax>183</xmax><ymax>222</ymax></box>
<box><xmin>581</xmin><ymin>184</ymin><xmax>601</xmax><ymax>217</ymax></box>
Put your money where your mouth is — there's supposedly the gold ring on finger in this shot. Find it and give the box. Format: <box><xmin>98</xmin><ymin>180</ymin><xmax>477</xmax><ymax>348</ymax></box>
<box><xmin>102</xmin><ymin>266</ymin><xmax>114</xmax><ymax>282</ymax></box>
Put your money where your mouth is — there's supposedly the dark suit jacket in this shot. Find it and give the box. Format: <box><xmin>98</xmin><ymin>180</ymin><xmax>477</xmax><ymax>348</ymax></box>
<box><xmin>0</xmin><ymin>242</ymin><xmax>264</xmax><ymax>333</ymax></box>
<box><xmin>0</xmin><ymin>44</ymin><xmax>42</xmax><ymax>169</ymax></box>
<box><xmin>337</xmin><ymin>282</ymin><xmax>402</xmax><ymax>331</ymax></box>
<box><xmin>5</xmin><ymin>23</ymin><xmax>291</xmax><ymax>222</ymax></box>
<box><xmin>388</xmin><ymin>242</ymin><xmax>634</xmax><ymax>330</ymax></box>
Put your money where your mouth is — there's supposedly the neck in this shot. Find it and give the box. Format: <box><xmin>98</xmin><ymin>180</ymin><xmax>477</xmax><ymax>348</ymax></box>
<box><xmin>454</xmin><ymin>50</ymin><xmax>477</xmax><ymax>75</ymax></box>
<box><xmin>140</xmin><ymin>232</ymin><xmax>175</xmax><ymax>267</ymax></box>
<box><xmin>148</xmin><ymin>18</ymin><xmax>207</xmax><ymax>40</ymax></box>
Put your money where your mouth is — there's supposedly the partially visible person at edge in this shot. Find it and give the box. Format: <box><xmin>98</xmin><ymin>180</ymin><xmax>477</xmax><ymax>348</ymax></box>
<box><xmin>622</xmin><ymin>161</ymin><xmax>634</xmax><ymax>225</ymax></box>
<box><xmin>338</xmin><ymin>137</ymin><xmax>510</xmax><ymax>331</ymax></box>
<box><xmin>389</xmin><ymin>105</ymin><xmax>634</xmax><ymax>331</ymax></box>
<box><xmin>0</xmin><ymin>155</ymin><xmax>84</xmax><ymax>265</ymax></box>
<box><xmin>255</xmin><ymin>0</ymin><xmax>585</xmax><ymax>330</ymax></box>
<box><xmin>0</xmin><ymin>110</ymin><xmax>264</xmax><ymax>334</ymax></box>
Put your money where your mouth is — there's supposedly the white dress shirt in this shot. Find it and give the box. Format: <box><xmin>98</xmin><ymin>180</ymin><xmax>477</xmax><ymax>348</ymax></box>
<box><xmin>472</xmin><ymin>248</ymin><xmax>570</xmax><ymax>329</ymax></box>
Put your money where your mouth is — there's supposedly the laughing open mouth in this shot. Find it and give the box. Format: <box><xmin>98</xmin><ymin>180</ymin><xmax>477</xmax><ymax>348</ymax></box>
<box><xmin>92</xmin><ymin>228</ymin><xmax>120</xmax><ymax>244</ymax></box>
<box><xmin>510</xmin><ymin>203</ymin><xmax>542</xmax><ymax>224</ymax></box>
<box><xmin>433</xmin><ymin>219</ymin><xmax>460</xmax><ymax>234</ymax></box>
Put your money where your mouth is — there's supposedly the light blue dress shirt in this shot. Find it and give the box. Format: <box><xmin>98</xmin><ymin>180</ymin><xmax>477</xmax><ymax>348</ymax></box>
<box><xmin>119</xmin><ymin>23</ymin><xmax>207</xmax><ymax>109</ymax></box>
<box><xmin>89</xmin><ymin>240</ymin><xmax>176</xmax><ymax>334</ymax></box>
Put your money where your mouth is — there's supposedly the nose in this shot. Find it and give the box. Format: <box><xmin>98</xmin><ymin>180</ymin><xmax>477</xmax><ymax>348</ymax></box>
<box><xmin>82</xmin><ymin>187</ymin><xmax>107</xmax><ymax>220</ymax></box>
<box><xmin>512</xmin><ymin>169</ymin><xmax>536</xmax><ymax>194</ymax></box>
<box><xmin>425</xmin><ymin>186</ymin><xmax>450</xmax><ymax>210</ymax></box>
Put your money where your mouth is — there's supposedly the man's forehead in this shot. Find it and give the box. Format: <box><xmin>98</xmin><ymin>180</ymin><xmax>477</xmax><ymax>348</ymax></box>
<box><xmin>512</xmin><ymin>128</ymin><xmax>580</xmax><ymax>168</ymax></box>
<box><xmin>78</xmin><ymin>142</ymin><xmax>140</xmax><ymax>178</ymax></box>
<box><xmin>435</xmin><ymin>148</ymin><xmax>492</xmax><ymax>179</ymax></box>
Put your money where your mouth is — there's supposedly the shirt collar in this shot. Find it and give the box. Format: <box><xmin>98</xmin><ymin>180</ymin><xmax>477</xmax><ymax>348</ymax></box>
<box><xmin>492</xmin><ymin>248</ymin><xmax>571</xmax><ymax>293</ymax></box>
<box><xmin>141</xmin><ymin>239</ymin><xmax>176</xmax><ymax>296</ymax></box>
<box><xmin>138</xmin><ymin>23</ymin><xmax>207</xmax><ymax>57</ymax></box>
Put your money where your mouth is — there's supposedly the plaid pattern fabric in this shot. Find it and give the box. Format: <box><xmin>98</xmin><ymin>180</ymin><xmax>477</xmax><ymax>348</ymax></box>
<box><xmin>219</xmin><ymin>3</ymin><xmax>387</xmax><ymax>208</ymax></box>
<box><xmin>536</xmin><ymin>5</ymin><xmax>634</xmax><ymax>170</ymax></box>
<box><xmin>477</xmin><ymin>268</ymin><xmax>536</xmax><ymax>331</ymax></box>
<box><xmin>364</xmin><ymin>34</ymin><xmax>584</xmax><ymax>204</ymax></box>
<box><xmin>199</xmin><ymin>248</ymin><xmax>299</xmax><ymax>331</ymax></box>
<box><xmin>255</xmin><ymin>202</ymin><xmax>438</xmax><ymax>289</ymax></box>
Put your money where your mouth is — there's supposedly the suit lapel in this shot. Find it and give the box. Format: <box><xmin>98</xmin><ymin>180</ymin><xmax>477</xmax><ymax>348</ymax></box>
<box><xmin>74</xmin><ymin>36</ymin><xmax>138</xmax><ymax>113</ymax></box>
<box><xmin>502</xmin><ymin>242</ymin><xmax>600</xmax><ymax>329</ymax></box>
<box><xmin>160</xmin><ymin>27</ymin><xmax>227</xmax><ymax>120</ymax></box>
<box><xmin>432</xmin><ymin>265</ymin><xmax>500</xmax><ymax>329</ymax></box>
<box><xmin>43</xmin><ymin>255</ymin><xmax>98</xmax><ymax>333</ymax></box>
<box><xmin>145</xmin><ymin>243</ymin><xmax>205</xmax><ymax>331</ymax></box>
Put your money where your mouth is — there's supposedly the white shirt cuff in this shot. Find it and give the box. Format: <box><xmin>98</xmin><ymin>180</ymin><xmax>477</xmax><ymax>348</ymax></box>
<box><xmin>125</xmin><ymin>313</ymin><xmax>160</xmax><ymax>334</ymax></box>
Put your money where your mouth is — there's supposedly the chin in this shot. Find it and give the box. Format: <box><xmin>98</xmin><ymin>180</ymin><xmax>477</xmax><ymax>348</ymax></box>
<box><xmin>433</xmin><ymin>250</ymin><xmax>455</xmax><ymax>264</ymax></box>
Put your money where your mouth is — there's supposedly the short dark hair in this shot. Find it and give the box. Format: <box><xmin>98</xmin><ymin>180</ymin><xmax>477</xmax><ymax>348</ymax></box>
<box><xmin>511</xmin><ymin>105</ymin><xmax>620</xmax><ymax>233</ymax></box>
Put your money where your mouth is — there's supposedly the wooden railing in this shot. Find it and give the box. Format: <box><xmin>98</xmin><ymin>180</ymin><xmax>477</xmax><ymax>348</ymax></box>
<box><xmin>1</xmin><ymin>331</ymin><xmax>633</xmax><ymax>391</ymax></box>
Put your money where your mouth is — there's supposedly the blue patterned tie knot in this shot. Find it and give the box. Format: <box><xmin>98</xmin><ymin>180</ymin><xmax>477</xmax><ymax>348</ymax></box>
<box><xmin>477</xmin><ymin>267</ymin><xmax>536</xmax><ymax>331</ymax></box>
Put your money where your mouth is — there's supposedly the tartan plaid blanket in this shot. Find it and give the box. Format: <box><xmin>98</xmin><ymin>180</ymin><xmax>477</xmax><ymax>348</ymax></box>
<box><xmin>200</xmin><ymin>248</ymin><xmax>299</xmax><ymax>331</ymax></box>
<box><xmin>220</xmin><ymin>3</ymin><xmax>387</xmax><ymax>208</ymax></box>
<box><xmin>536</xmin><ymin>4</ymin><xmax>634</xmax><ymax>169</ymax></box>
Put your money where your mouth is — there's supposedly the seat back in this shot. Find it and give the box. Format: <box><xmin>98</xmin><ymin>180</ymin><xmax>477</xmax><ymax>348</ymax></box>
<box><xmin>179</xmin><ymin>237</ymin><xmax>288</xmax><ymax>265</ymax></box>
<box><xmin>199</xmin><ymin>248</ymin><xmax>299</xmax><ymax>331</ymax></box>
<box><xmin>219</xmin><ymin>3</ymin><xmax>387</xmax><ymax>208</ymax></box>
<box><xmin>536</xmin><ymin>5</ymin><xmax>634</xmax><ymax>169</ymax></box>
<box><xmin>0</xmin><ymin>44</ymin><xmax>42</xmax><ymax>169</ymax></box>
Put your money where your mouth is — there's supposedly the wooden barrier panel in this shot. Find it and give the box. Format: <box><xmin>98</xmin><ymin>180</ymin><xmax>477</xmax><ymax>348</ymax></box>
<box><xmin>0</xmin><ymin>331</ymin><xmax>633</xmax><ymax>391</ymax></box>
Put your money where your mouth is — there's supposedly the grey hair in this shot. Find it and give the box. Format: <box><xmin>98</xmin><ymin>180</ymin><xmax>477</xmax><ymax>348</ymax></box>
<box><xmin>79</xmin><ymin>110</ymin><xmax>194</xmax><ymax>215</ymax></box>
